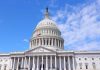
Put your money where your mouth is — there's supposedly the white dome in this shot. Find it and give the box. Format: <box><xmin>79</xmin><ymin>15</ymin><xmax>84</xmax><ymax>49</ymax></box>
<box><xmin>30</xmin><ymin>8</ymin><xmax>64</xmax><ymax>49</ymax></box>
<box><xmin>33</xmin><ymin>18</ymin><xmax>61</xmax><ymax>37</ymax></box>
<box><xmin>33</xmin><ymin>8</ymin><xmax>61</xmax><ymax>37</ymax></box>
<box><xmin>35</xmin><ymin>18</ymin><xmax>59</xmax><ymax>30</ymax></box>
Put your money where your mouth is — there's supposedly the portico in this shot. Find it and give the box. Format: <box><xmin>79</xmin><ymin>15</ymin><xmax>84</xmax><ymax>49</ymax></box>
<box><xmin>11</xmin><ymin>53</ymin><xmax>75</xmax><ymax>70</ymax></box>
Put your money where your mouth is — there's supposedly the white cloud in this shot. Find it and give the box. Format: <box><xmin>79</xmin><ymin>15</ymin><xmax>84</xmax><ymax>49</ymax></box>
<box><xmin>52</xmin><ymin>0</ymin><xmax>100</xmax><ymax>50</ymax></box>
<box><xmin>23</xmin><ymin>39</ymin><xmax>29</xmax><ymax>43</ymax></box>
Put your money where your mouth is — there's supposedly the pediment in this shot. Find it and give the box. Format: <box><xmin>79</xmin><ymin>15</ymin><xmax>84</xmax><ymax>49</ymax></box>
<box><xmin>25</xmin><ymin>46</ymin><xmax>56</xmax><ymax>54</ymax></box>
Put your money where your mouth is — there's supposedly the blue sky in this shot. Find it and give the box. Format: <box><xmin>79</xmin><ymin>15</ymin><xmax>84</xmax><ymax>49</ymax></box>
<box><xmin>0</xmin><ymin>0</ymin><xmax>100</xmax><ymax>52</ymax></box>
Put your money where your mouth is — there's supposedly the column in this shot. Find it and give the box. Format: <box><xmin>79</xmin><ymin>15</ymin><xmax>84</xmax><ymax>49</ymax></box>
<box><xmin>68</xmin><ymin>56</ymin><xmax>71</xmax><ymax>70</ymax></box>
<box><xmin>42</xmin><ymin>38</ymin><xmax>43</xmax><ymax>45</ymax></box>
<box><xmin>30</xmin><ymin>41</ymin><xmax>32</xmax><ymax>48</ymax></box>
<box><xmin>46</xmin><ymin>56</ymin><xmax>48</xmax><ymax>70</ymax></box>
<box><xmin>32</xmin><ymin>56</ymin><xmax>35</xmax><ymax>70</ymax></box>
<box><xmin>16</xmin><ymin>57</ymin><xmax>19</xmax><ymax>70</ymax></box>
<box><xmin>55</xmin><ymin>39</ymin><xmax>57</xmax><ymax>46</ymax></box>
<box><xmin>59</xmin><ymin>56</ymin><xmax>62</xmax><ymax>70</ymax></box>
<box><xmin>28</xmin><ymin>57</ymin><xmax>31</xmax><ymax>70</ymax></box>
<box><xmin>21</xmin><ymin>57</ymin><xmax>24</xmax><ymax>68</ymax></box>
<box><xmin>12</xmin><ymin>57</ymin><xmax>15</xmax><ymax>70</ymax></box>
<box><xmin>55</xmin><ymin>56</ymin><xmax>57</xmax><ymax>70</ymax></box>
<box><xmin>33</xmin><ymin>40</ymin><xmax>34</xmax><ymax>47</ymax></box>
<box><xmin>10</xmin><ymin>58</ymin><xmax>12</xmax><ymax>69</ymax></box>
<box><xmin>41</xmin><ymin>56</ymin><xmax>44</xmax><ymax>70</ymax></box>
<box><xmin>60</xmin><ymin>41</ymin><xmax>62</xmax><ymax>48</ymax></box>
<box><xmin>36</xmin><ymin>39</ymin><xmax>37</xmax><ymax>46</ymax></box>
<box><xmin>24</xmin><ymin>57</ymin><xmax>27</xmax><ymax>69</ymax></box>
<box><xmin>37</xmin><ymin>56</ymin><xmax>39</xmax><ymax>70</ymax></box>
<box><xmin>35</xmin><ymin>39</ymin><xmax>36</xmax><ymax>46</ymax></box>
<box><xmin>33</xmin><ymin>39</ymin><xmax>35</xmax><ymax>46</ymax></box>
<box><xmin>73</xmin><ymin>56</ymin><xmax>75</xmax><ymax>70</ymax></box>
<box><xmin>58</xmin><ymin>40</ymin><xmax>59</xmax><ymax>47</ymax></box>
<box><xmin>50</xmin><ymin>56</ymin><xmax>52</xmax><ymax>69</ymax></box>
<box><xmin>39</xmin><ymin>38</ymin><xmax>40</xmax><ymax>46</ymax></box>
<box><xmin>31</xmin><ymin>41</ymin><xmax>33</xmax><ymax>47</ymax></box>
<box><xmin>48</xmin><ymin>38</ymin><xmax>50</xmax><ymax>46</ymax></box>
<box><xmin>64</xmin><ymin>56</ymin><xmax>66</xmax><ymax>70</ymax></box>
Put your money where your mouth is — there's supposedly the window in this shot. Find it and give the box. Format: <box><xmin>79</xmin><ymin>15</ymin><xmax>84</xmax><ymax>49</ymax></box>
<box><xmin>92</xmin><ymin>62</ymin><xmax>96</xmax><ymax>69</ymax></box>
<box><xmin>52</xmin><ymin>30</ymin><xmax>53</xmax><ymax>34</ymax></box>
<box><xmin>50</xmin><ymin>39</ymin><xmax>51</xmax><ymax>45</ymax></box>
<box><xmin>44</xmin><ymin>39</ymin><xmax>45</xmax><ymax>45</ymax></box>
<box><xmin>85</xmin><ymin>58</ymin><xmax>87</xmax><ymax>60</ymax></box>
<box><xmin>85</xmin><ymin>63</ymin><xmax>88</xmax><ymax>69</ymax></box>
<box><xmin>4</xmin><ymin>65</ymin><xmax>7</xmax><ymax>70</ymax></box>
<box><xmin>79</xmin><ymin>63</ymin><xmax>82</xmax><ymax>69</ymax></box>
<box><xmin>79</xmin><ymin>58</ymin><xmax>81</xmax><ymax>60</ymax></box>
<box><xmin>47</xmin><ymin>39</ymin><xmax>48</xmax><ymax>45</ymax></box>
<box><xmin>0</xmin><ymin>59</ymin><xmax>2</xmax><ymax>62</ymax></box>
<box><xmin>92</xmin><ymin>58</ymin><xmax>94</xmax><ymax>60</ymax></box>
<box><xmin>40</xmin><ymin>39</ymin><xmax>41</xmax><ymax>45</ymax></box>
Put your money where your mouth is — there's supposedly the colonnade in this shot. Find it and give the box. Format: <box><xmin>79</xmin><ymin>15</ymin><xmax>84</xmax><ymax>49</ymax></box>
<box><xmin>12</xmin><ymin>55</ymin><xmax>75</xmax><ymax>70</ymax></box>
<box><xmin>33</xmin><ymin>28</ymin><xmax>61</xmax><ymax>37</ymax></box>
<box><xmin>30</xmin><ymin>38</ymin><xmax>64</xmax><ymax>49</ymax></box>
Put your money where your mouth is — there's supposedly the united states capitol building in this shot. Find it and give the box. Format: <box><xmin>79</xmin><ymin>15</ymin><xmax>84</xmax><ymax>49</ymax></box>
<box><xmin>0</xmin><ymin>8</ymin><xmax>100</xmax><ymax>70</ymax></box>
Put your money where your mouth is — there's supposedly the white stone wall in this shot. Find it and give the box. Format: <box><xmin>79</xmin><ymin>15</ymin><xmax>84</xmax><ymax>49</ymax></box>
<box><xmin>0</xmin><ymin>52</ymin><xmax>100</xmax><ymax>70</ymax></box>
<box><xmin>0</xmin><ymin>55</ymin><xmax>10</xmax><ymax>70</ymax></box>
<box><xmin>75</xmin><ymin>54</ymin><xmax>100</xmax><ymax>70</ymax></box>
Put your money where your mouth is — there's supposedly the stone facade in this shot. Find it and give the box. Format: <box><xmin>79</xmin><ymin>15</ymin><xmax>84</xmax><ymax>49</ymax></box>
<box><xmin>0</xmin><ymin>8</ymin><xmax>100</xmax><ymax>70</ymax></box>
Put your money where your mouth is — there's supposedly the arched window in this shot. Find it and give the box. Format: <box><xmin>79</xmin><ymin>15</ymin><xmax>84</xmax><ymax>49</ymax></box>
<box><xmin>50</xmin><ymin>39</ymin><xmax>51</xmax><ymax>45</ymax></box>
<box><xmin>47</xmin><ymin>38</ymin><xmax>48</xmax><ymax>45</ymax></box>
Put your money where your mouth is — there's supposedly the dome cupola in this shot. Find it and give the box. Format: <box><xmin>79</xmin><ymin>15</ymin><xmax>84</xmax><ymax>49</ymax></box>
<box><xmin>30</xmin><ymin>8</ymin><xmax>64</xmax><ymax>49</ymax></box>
